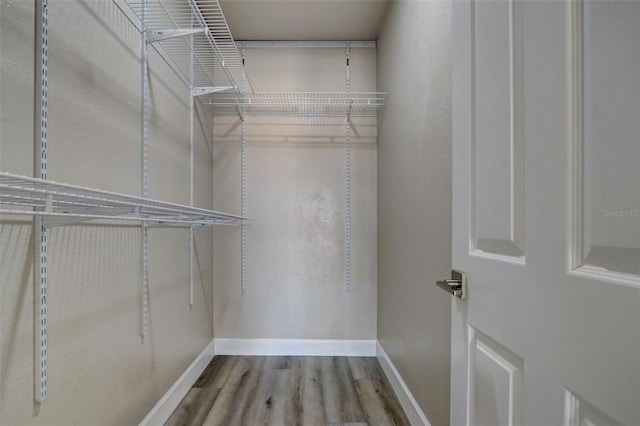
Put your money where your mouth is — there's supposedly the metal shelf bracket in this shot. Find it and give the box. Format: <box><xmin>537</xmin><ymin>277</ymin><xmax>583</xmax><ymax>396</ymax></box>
<box><xmin>146</xmin><ymin>28</ymin><xmax>203</xmax><ymax>43</ymax></box>
<box><xmin>191</xmin><ymin>86</ymin><xmax>234</xmax><ymax>96</ymax></box>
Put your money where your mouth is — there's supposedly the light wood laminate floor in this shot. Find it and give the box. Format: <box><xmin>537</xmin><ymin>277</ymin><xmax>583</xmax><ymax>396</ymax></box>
<box><xmin>166</xmin><ymin>355</ymin><xmax>410</xmax><ymax>426</ymax></box>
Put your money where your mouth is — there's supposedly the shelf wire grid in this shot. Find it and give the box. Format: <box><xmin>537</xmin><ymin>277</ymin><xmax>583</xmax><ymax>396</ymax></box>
<box><xmin>123</xmin><ymin>0</ymin><xmax>252</xmax><ymax>92</ymax></box>
<box><xmin>0</xmin><ymin>173</ymin><xmax>245</xmax><ymax>226</ymax></box>
<box><xmin>202</xmin><ymin>92</ymin><xmax>389</xmax><ymax>117</ymax></box>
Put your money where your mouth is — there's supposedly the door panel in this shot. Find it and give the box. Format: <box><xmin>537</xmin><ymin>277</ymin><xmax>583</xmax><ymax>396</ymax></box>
<box><xmin>563</xmin><ymin>389</ymin><xmax>622</xmax><ymax>426</ymax></box>
<box><xmin>473</xmin><ymin>0</ymin><xmax>525</xmax><ymax>259</ymax></box>
<box><xmin>452</xmin><ymin>1</ymin><xmax>640</xmax><ymax>425</ymax></box>
<box><xmin>574</xmin><ymin>0</ymin><xmax>640</xmax><ymax>279</ymax></box>
<box><xmin>468</xmin><ymin>326</ymin><xmax>524</xmax><ymax>426</ymax></box>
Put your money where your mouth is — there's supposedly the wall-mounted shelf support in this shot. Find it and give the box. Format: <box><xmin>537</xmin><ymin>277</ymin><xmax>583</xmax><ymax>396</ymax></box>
<box><xmin>121</xmin><ymin>0</ymin><xmax>255</xmax><ymax>311</ymax></box>
<box><xmin>34</xmin><ymin>0</ymin><xmax>49</xmax><ymax>403</ymax></box>
<box><xmin>147</xmin><ymin>28</ymin><xmax>203</xmax><ymax>43</ymax></box>
<box><xmin>140</xmin><ymin>0</ymin><xmax>150</xmax><ymax>338</ymax></box>
<box><xmin>345</xmin><ymin>44</ymin><xmax>352</xmax><ymax>292</ymax></box>
<box><xmin>191</xmin><ymin>86</ymin><xmax>234</xmax><ymax>96</ymax></box>
<box><xmin>188</xmin><ymin>27</ymin><xmax>195</xmax><ymax>308</ymax></box>
<box><xmin>240</xmin><ymin>45</ymin><xmax>247</xmax><ymax>294</ymax></box>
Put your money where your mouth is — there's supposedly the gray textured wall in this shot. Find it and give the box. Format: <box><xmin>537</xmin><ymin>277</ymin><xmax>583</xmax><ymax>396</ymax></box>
<box><xmin>377</xmin><ymin>1</ymin><xmax>453</xmax><ymax>425</ymax></box>
<box><xmin>212</xmin><ymin>47</ymin><xmax>378</xmax><ymax>339</ymax></box>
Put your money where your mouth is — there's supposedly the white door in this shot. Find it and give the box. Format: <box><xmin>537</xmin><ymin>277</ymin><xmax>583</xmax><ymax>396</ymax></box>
<box><xmin>450</xmin><ymin>0</ymin><xmax>640</xmax><ymax>425</ymax></box>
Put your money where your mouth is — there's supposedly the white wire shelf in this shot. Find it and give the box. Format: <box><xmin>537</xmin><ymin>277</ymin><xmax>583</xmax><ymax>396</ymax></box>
<box><xmin>202</xmin><ymin>92</ymin><xmax>389</xmax><ymax>117</ymax></box>
<box><xmin>0</xmin><ymin>173</ymin><xmax>245</xmax><ymax>227</ymax></box>
<box><xmin>122</xmin><ymin>0</ymin><xmax>252</xmax><ymax>93</ymax></box>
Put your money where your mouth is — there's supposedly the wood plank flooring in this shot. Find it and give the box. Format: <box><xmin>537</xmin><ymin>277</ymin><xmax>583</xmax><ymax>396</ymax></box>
<box><xmin>166</xmin><ymin>356</ymin><xmax>410</xmax><ymax>426</ymax></box>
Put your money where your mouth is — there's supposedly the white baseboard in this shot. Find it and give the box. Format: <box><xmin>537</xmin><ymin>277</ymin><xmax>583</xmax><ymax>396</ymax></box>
<box><xmin>376</xmin><ymin>341</ymin><xmax>431</xmax><ymax>426</ymax></box>
<box><xmin>214</xmin><ymin>338</ymin><xmax>377</xmax><ymax>356</ymax></box>
<box><xmin>138</xmin><ymin>340</ymin><xmax>216</xmax><ymax>426</ymax></box>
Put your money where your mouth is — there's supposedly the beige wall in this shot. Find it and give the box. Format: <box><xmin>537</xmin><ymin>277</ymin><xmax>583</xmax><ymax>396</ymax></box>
<box><xmin>212</xmin><ymin>47</ymin><xmax>378</xmax><ymax>339</ymax></box>
<box><xmin>377</xmin><ymin>1</ymin><xmax>452</xmax><ymax>425</ymax></box>
<box><xmin>1</xmin><ymin>1</ymin><xmax>214</xmax><ymax>424</ymax></box>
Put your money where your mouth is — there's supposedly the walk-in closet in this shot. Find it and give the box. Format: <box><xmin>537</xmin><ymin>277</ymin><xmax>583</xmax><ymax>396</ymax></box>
<box><xmin>3</xmin><ymin>0</ymin><xmax>639</xmax><ymax>425</ymax></box>
<box><xmin>1</xmin><ymin>0</ymin><xmax>451</xmax><ymax>423</ymax></box>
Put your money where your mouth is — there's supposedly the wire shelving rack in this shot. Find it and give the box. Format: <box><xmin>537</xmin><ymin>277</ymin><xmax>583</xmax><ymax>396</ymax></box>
<box><xmin>202</xmin><ymin>91</ymin><xmax>389</xmax><ymax>117</ymax></box>
<box><xmin>122</xmin><ymin>0</ymin><xmax>253</xmax><ymax>93</ymax></box>
<box><xmin>7</xmin><ymin>0</ymin><xmax>390</xmax><ymax>404</ymax></box>
<box><xmin>0</xmin><ymin>173</ymin><xmax>245</xmax><ymax>227</ymax></box>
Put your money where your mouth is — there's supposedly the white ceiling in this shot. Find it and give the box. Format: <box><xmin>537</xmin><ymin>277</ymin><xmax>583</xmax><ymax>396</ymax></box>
<box><xmin>219</xmin><ymin>0</ymin><xmax>391</xmax><ymax>41</ymax></box>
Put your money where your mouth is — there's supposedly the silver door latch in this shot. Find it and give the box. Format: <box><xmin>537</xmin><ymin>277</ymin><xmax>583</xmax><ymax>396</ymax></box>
<box><xmin>436</xmin><ymin>270</ymin><xmax>467</xmax><ymax>299</ymax></box>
